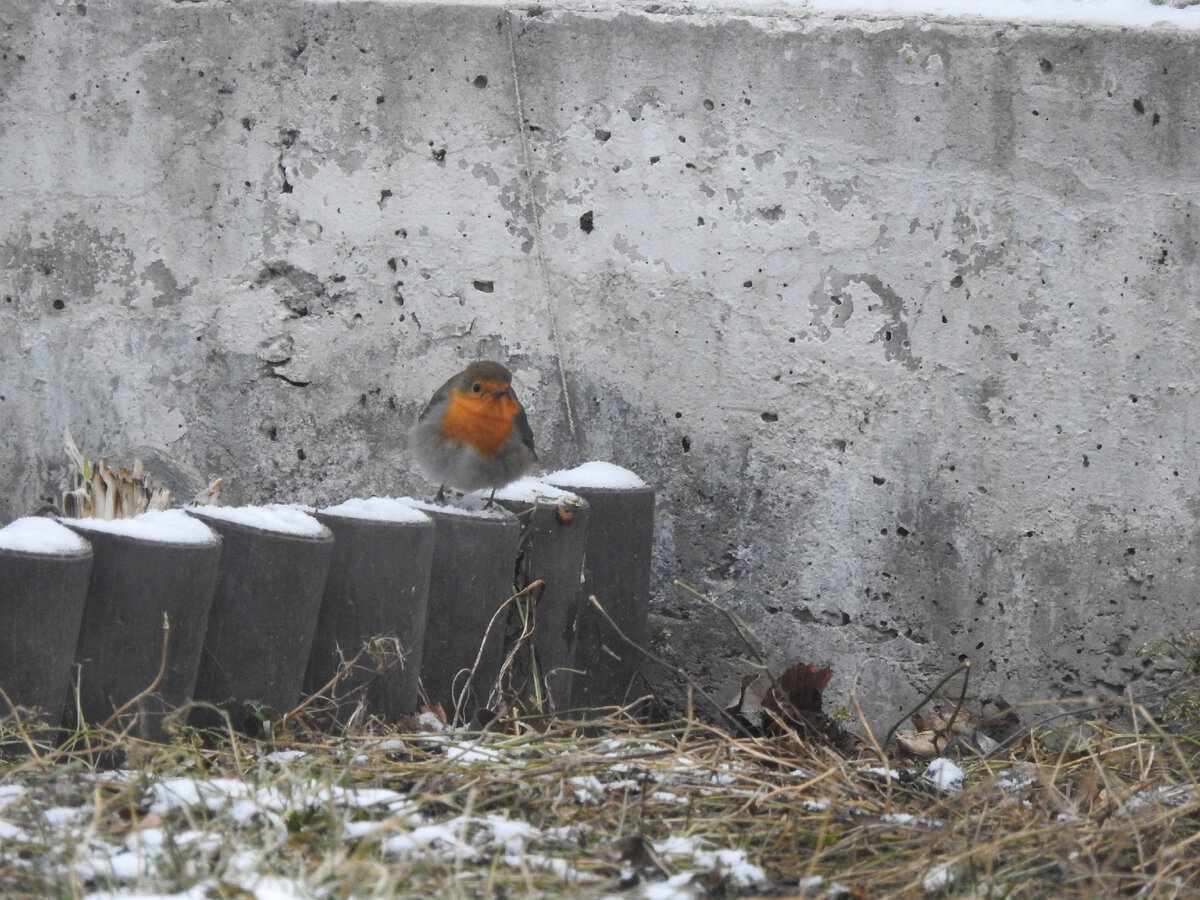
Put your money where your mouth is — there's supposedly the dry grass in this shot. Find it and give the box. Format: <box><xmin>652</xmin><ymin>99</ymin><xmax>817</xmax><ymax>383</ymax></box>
<box><xmin>1</xmin><ymin>691</ymin><xmax>1198</xmax><ymax>899</ymax></box>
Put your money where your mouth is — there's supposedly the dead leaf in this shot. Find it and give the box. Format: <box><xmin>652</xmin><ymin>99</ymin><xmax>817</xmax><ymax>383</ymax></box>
<box><xmin>895</xmin><ymin>729</ymin><xmax>940</xmax><ymax>759</ymax></box>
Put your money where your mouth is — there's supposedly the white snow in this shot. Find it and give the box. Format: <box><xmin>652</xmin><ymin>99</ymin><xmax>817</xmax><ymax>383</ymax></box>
<box><xmin>188</xmin><ymin>504</ymin><xmax>330</xmax><ymax>537</ymax></box>
<box><xmin>544</xmin><ymin>461</ymin><xmax>648</xmax><ymax>491</ymax></box>
<box><xmin>318</xmin><ymin>496</ymin><xmax>432</xmax><ymax>525</ymax></box>
<box><xmin>491</xmin><ymin>476</ymin><xmax>584</xmax><ymax>505</ymax></box>
<box><xmin>925</xmin><ymin>758</ymin><xmax>965</xmax><ymax>792</ymax></box>
<box><xmin>922</xmin><ymin>861</ymin><xmax>957</xmax><ymax>893</ymax></box>
<box><xmin>399</xmin><ymin>497</ymin><xmax>515</xmax><ymax>520</ymax></box>
<box><xmin>0</xmin><ymin>517</ymin><xmax>92</xmax><ymax>555</ymax></box>
<box><xmin>0</xmin><ymin>820</ymin><xmax>24</xmax><ymax>840</ymax></box>
<box><xmin>763</xmin><ymin>0</ymin><xmax>1200</xmax><ymax>29</ymax></box>
<box><xmin>460</xmin><ymin>0</ymin><xmax>1200</xmax><ymax>29</ymax></box>
<box><xmin>60</xmin><ymin>509</ymin><xmax>218</xmax><ymax>545</ymax></box>
<box><xmin>862</xmin><ymin>765</ymin><xmax>904</xmax><ymax>780</ymax></box>
<box><xmin>642</xmin><ymin>872</ymin><xmax>706</xmax><ymax>900</ymax></box>
<box><xmin>653</xmin><ymin>836</ymin><xmax>766</xmax><ymax>889</ymax></box>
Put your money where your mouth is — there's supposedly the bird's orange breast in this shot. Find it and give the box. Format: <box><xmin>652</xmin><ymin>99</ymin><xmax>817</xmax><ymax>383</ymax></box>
<box><xmin>439</xmin><ymin>388</ymin><xmax>519</xmax><ymax>455</ymax></box>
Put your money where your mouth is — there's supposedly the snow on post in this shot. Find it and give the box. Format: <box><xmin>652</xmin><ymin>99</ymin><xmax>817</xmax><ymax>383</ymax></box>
<box><xmin>186</xmin><ymin>505</ymin><xmax>334</xmax><ymax>734</ymax></box>
<box><xmin>543</xmin><ymin>463</ymin><xmax>654</xmax><ymax>712</ymax></box>
<box><xmin>493</xmin><ymin>478</ymin><xmax>592</xmax><ymax>714</ymax></box>
<box><xmin>400</xmin><ymin>498</ymin><xmax>522</xmax><ymax>722</ymax></box>
<box><xmin>0</xmin><ymin>518</ymin><xmax>93</xmax><ymax>726</ymax></box>
<box><xmin>305</xmin><ymin>498</ymin><xmax>435</xmax><ymax>725</ymax></box>
<box><xmin>61</xmin><ymin>510</ymin><xmax>222</xmax><ymax>741</ymax></box>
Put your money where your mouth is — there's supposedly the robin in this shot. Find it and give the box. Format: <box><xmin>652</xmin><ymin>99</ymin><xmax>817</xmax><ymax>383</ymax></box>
<box><xmin>409</xmin><ymin>360</ymin><xmax>537</xmax><ymax>506</ymax></box>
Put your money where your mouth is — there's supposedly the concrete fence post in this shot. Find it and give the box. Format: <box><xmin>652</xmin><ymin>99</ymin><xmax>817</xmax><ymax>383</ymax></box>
<box><xmin>61</xmin><ymin>511</ymin><xmax>221</xmax><ymax>741</ymax></box>
<box><xmin>305</xmin><ymin>498</ymin><xmax>435</xmax><ymax>727</ymax></box>
<box><xmin>495</xmin><ymin>479</ymin><xmax>591</xmax><ymax>715</ymax></box>
<box><xmin>544</xmin><ymin>463</ymin><xmax>654</xmax><ymax>712</ymax></box>
<box><xmin>186</xmin><ymin>506</ymin><xmax>333</xmax><ymax>734</ymax></box>
<box><xmin>405</xmin><ymin>500</ymin><xmax>521</xmax><ymax>722</ymax></box>
<box><xmin>0</xmin><ymin>519</ymin><xmax>93</xmax><ymax>730</ymax></box>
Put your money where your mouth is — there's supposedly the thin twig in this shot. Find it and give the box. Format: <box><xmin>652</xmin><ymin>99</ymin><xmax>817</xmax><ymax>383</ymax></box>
<box><xmin>462</xmin><ymin>579</ymin><xmax>543</xmax><ymax>723</ymax></box>
<box><xmin>674</xmin><ymin>579</ymin><xmax>768</xmax><ymax>668</ymax></box>
<box><xmin>883</xmin><ymin>658</ymin><xmax>971</xmax><ymax>750</ymax></box>
<box><xmin>0</xmin><ymin>684</ymin><xmax>41</xmax><ymax>760</ymax></box>
<box><xmin>936</xmin><ymin>659</ymin><xmax>972</xmax><ymax>752</ymax></box>
<box><xmin>103</xmin><ymin>613</ymin><xmax>170</xmax><ymax>730</ymax></box>
<box><xmin>586</xmin><ymin>595</ymin><xmax>755</xmax><ymax>739</ymax></box>
<box><xmin>283</xmin><ymin>643</ymin><xmax>372</xmax><ymax>724</ymax></box>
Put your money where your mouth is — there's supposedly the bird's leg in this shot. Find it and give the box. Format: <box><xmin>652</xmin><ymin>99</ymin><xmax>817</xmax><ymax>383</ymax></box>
<box><xmin>435</xmin><ymin>484</ymin><xmax>448</xmax><ymax>505</ymax></box>
<box><xmin>485</xmin><ymin>488</ymin><xmax>496</xmax><ymax>510</ymax></box>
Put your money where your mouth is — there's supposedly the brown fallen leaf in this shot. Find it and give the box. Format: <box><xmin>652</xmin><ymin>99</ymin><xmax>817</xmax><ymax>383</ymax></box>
<box><xmin>895</xmin><ymin>729</ymin><xmax>940</xmax><ymax>759</ymax></box>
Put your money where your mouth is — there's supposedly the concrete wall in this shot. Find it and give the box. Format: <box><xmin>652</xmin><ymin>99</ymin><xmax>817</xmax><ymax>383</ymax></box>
<box><xmin>3</xmin><ymin>0</ymin><xmax>1199</xmax><ymax>725</ymax></box>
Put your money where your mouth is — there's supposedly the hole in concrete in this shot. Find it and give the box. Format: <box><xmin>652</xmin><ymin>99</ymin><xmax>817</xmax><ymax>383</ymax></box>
<box><xmin>703</xmin><ymin>98</ymin><xmax>714</xmax><ymax>110</ymax></box>
<box><xmin>579</xmin><ymin>210</ymin><xmax>594</xmax><ymax>233</ymax></box>
<box><xmin>761</xmin><ymin>412</ymin><xmax>778</xmax><ymax>423</ymax></box>
<box><xmin>594</xmin><ymin>128</ymin><xmax>611</xmax><ymax>142</ymax></box>
<box><xmin>1133</xmin><ymin>98</ymin><xmax>1145</xmax><ymax>114</ymax></box>
<box><xmin>872</xmin><ymin>475</ymin><xmax>886</xmax><ymax>485</ymax></box>
<box><xmin>950</xmin><ymin>274</ymin><xmax>963</xmax><ymax>287</ymax></box>
<box><xmin>681</xmin><ymin>435</ymin><xmax>691</xmax><ymax>453</ymax></box>
<box><xmin>1039</xmin><ymin>58</ymin><xmax>1053</xmax><ymax>72</ymax></box>
<box><xmin>473</xmin><ymin>74</ymin><xmax>488</xmax><ymax>88</ymax></box>
<box><xmin>52</xmin><ymin>299</ymin><xmax>65</xmax><ymax>310</ymax></box>
<box><xmin>472</xmin><ymin>280</ymin><xmax>494</xmax><ymax>293</ymax></box>
<box><xmin>896</xmin><ymin>526</ymin><xmax>910</xmax><ymax>537</ymax></box>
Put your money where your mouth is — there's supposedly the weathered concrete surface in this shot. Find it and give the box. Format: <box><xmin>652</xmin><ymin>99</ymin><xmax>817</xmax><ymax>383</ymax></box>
<box><xmin>3</xmin><ymin>0</ymin><xmax>1199</xmax><ymax>725</ymax></box>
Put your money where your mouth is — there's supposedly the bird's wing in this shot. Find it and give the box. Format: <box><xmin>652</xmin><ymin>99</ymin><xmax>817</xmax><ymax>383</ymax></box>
<box><xmin>513</xmin><ymin>405</ymin><xmax>536</xmax><ymax>459</ymax></box>
<box><xmin>416</xmin><ymin>375</ymin><xmax>457</xmax><ymax>421</ymax></box>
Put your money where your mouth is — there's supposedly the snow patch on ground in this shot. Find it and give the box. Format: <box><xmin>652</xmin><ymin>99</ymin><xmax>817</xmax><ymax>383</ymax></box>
<box><xmin>925</xmin><ymin>758</ymin><xmax>966</xmax><ymax>792</ymax></box>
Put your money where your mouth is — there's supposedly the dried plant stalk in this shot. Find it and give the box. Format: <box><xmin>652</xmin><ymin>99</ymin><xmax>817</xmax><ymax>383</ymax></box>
<box><xmin>60</xmin><ymin>427</ymin><xmax>174</xmax><ymax>519</ymax></box>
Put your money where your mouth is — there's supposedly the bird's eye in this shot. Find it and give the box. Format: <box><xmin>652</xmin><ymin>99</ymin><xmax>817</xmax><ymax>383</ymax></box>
<box><xmin>472</xmin><ymin>382</ymin><xmax>483</xmax><ymax>393</ymax></box>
